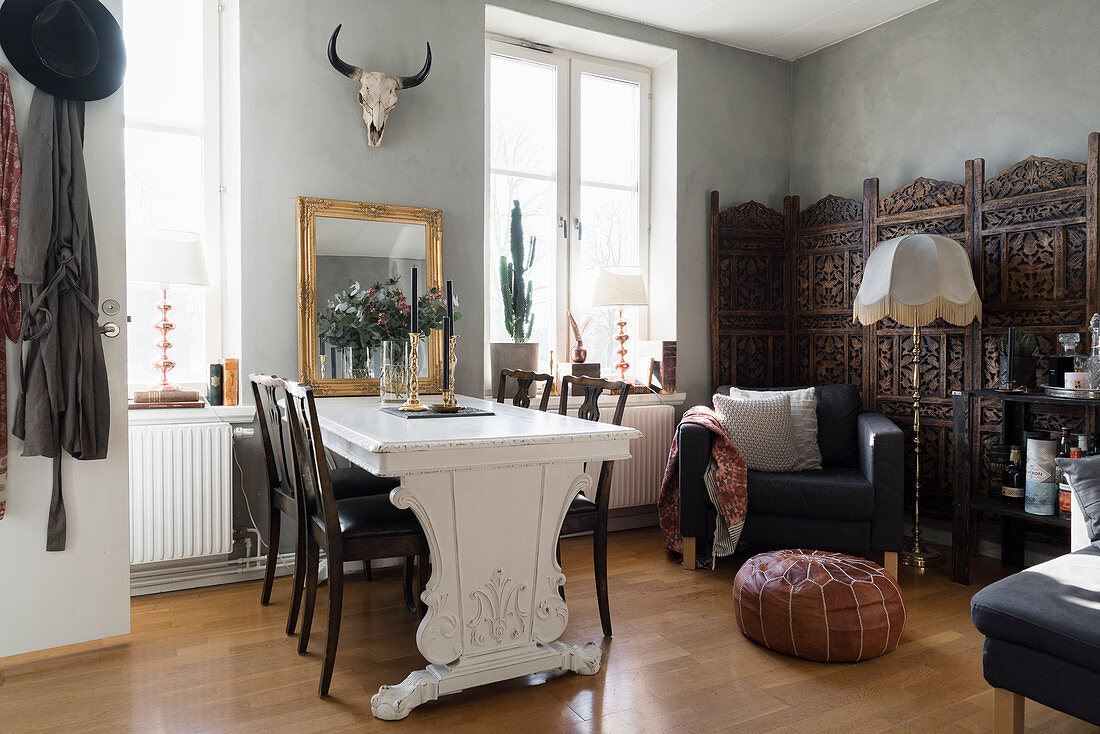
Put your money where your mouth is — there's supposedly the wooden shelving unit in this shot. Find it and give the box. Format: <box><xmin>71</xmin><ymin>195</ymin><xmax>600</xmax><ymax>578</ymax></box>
<box><xmin>951</xmin><ymin>389</ymin><xmax>1089</xmax><ymax>584</ymax></box>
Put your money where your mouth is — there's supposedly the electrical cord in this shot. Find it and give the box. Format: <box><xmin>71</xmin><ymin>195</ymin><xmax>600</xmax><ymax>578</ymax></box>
<box><xmin>232</xmin><ymin>442</ymin><xmax>293</xmax><ymax>573</ymax></box>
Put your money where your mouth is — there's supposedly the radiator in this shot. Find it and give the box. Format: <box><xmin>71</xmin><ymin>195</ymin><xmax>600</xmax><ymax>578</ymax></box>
<box><xmin>128</xmin><ymin>422</ymin><xmax>234</xmax><ymax>565</ymax></box>
<box><xmin>589</xmin><ymin>403</ymin><xmax>674</xmax><ymax>510</ymax></box>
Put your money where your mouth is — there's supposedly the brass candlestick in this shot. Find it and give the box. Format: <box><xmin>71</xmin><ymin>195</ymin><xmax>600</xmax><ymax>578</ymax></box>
<box><xmin>442</xmin><ymin>334</ymin><xmax>460</xmax><ymax>408</ymax></box>
<box><xmin>398</xmin><ymin>332</ymin><xmax>428</xmax><ymax>412</ymax></box>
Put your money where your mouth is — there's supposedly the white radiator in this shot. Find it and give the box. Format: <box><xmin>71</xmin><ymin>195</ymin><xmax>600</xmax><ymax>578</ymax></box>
<box><xmin>128</xmin><ymin>422</ymin><xmax>234</xmax><ymax>565</ymax></box>
<box><xmin>588</xmin><ymin>403</ymin><xmax>674</xmax><ymax>510</ymax></box>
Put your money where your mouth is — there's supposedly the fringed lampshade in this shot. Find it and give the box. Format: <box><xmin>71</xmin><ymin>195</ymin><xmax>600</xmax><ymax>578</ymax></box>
<box><xmin>852</xmin><ymin>232</ymin><xmax>981</xmax><ymax>571</ymax></box>
<box><xmin>853</xmin><ymin>233</ymin><xmax>981</xmax><ymax>328</ymax></box>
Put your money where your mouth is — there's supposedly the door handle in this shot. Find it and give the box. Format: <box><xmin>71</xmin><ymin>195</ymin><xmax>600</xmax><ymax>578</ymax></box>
<box><xmin>100</xmin><ymin>322</ymin><xmax>120</xmax><ymax>338</ymax></box>
<box><xmin>573</xmin><ymin>217</ymin><xmax>582</xmax><ymax>240</ymax></box>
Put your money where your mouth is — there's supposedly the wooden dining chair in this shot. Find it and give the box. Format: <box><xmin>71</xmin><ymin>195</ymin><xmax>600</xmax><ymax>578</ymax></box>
<box><xmin>557</xmin><ymin>375</ymin><xmax>630</xmax><ymax>638</ymax></box>
<box><xmin>496</xmin><ymin>368</ymin><xmax>554</xmax><ymax>411</ymax></box>
<box><xmin>282</xmin><ymin>379</ymin><xmax>430</xmax><ymax>697</ymax></box>
<box><xmin>250</xmin><ymin>373</ymin><xmax>400</xmax><ymax>635</ymax></box>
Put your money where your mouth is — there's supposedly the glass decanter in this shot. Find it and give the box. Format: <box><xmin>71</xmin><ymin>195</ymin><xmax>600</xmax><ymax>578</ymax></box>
<box><xmin>1060</xmin><ymin>332</ymin><xmax>1085</xmax><ymax>371</ymax></box>
<box><xmin>1088</xmin><ymin>314</ymin><xmax>1100</xmax><ymax>389</ymax></box>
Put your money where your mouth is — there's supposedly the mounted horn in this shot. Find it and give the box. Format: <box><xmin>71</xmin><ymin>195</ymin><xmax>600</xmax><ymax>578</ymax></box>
<box><xmin>327</xmin><ymin>24</ymin><xmax>362</xmax><ymax>80</ymax></box>
<box><xmin>395</xmin><ymin>43</ymin><xmax>432</xmax><ymax>89</ymax></box>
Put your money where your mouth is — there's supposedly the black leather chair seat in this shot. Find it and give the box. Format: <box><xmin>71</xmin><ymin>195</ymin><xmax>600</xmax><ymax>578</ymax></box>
<box><xmin>569</xmin><ymin>493</ymin><xmax>597</xmax><ymax>515</ymax></box>
<box><xmin>746</xmin><ymin>468</ymin><xmax>874</xmax><ymax>520</ymax></box>
<box><xmin>272</xmin><ymin>466</ymin><xmax>398</xmax><ymax>504</ymax></box>
<box><xmin>313</xmin><ymin>495</ymin><xmax>423</xmax><ymax>540</ymax></box>
<box><xmin>971</xmin><ymin>545</ymin><xmax>1100</xmax><ymax>676</ymax></box>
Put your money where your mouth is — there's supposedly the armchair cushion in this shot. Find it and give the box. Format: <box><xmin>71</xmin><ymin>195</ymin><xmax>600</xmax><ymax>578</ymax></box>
<box><xmin>814</xmin><ymin>384</ymin><xmax>861</xmax><ymax>467</ymax></box>
<box><xmin>747</xmin><ymin>468</ymin><xmax>874</xmax><ymax>520</ymax></box>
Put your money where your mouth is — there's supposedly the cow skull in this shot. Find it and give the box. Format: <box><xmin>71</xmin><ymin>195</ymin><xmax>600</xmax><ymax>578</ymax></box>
<box><xmin>328</xmin><ymin>25</ymin><xmax>431</xmax><ymax>147</ymax></box>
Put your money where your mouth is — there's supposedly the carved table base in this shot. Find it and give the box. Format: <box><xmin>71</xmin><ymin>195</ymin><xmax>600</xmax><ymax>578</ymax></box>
<box><xmin>371</xmin><ymin>461</ymin><xmax>599</xmax><ymax>720</ymax></box>
<box><xmin>371</xmin><ymin>641</ymin><xmax>601</xmax><ymax>720</ymax></box>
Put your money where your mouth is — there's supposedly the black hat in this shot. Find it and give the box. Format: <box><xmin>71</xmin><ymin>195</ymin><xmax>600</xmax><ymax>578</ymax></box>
<box><xmin>0</xmin><ymin>0</ymin><xmax>125</xmax><ymax>101</ymax></box>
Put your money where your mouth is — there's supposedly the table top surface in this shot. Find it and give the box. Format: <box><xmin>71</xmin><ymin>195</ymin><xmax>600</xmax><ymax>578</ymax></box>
<box><xmin>314</xmin><ymin>395</ymin><xmax>642</xmax><ymax>455</ymax></box>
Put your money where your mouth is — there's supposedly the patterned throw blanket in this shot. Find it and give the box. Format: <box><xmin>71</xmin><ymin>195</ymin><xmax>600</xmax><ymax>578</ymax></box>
<box><xmin>658</xmin><ymin>406</ymin><xmax>748</xmax><ymax>567</ymax></box>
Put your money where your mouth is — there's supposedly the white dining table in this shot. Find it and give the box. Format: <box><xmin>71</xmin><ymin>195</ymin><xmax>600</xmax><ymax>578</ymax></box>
<box><xmin>312</xmin><ymin>394</ymin><xmax>642</xmax><ymax>720</ymax></box>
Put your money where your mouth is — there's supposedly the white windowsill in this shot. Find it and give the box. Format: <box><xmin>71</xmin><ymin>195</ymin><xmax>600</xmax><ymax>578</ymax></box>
<box><xmin>128</xmin><ymin>404</ymin><xmax>256</xmax><ymax>426</ymax></box>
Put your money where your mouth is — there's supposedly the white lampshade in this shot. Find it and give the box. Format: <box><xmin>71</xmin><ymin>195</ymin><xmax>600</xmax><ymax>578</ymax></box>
<box><xmin>127</xmin><ymin>228</ymin><xmax>210</xmax><ymax>287</ymax></box>
<box><xmin>853</xmin><ymin>233</ymin><xmax>981</xmax><ymax>327</ymax></box>
<box><xmin>592</xmin><ymin>266</ymin><xmax>648</xmax><ymax>308</ymax></box>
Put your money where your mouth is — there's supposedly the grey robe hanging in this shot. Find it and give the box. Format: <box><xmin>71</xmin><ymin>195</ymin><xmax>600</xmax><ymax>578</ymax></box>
<box><xmin>13</xmin><ymin>89</ymin><xmax>110</xmax><ymax>552</ymax></box>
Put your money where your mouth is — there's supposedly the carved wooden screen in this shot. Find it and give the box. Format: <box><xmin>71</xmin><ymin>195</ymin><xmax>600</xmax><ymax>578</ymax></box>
<box><xmin>862</xmin><ymin>176</ymin><xmax>974</xmax><ymax>518</ymax></box>
<box><xmin>709</xmin><ymin>192</ymin><xmax>792</xmax><ymax>389</ymax></box>
<box><xmin>968</xmin><ymin>136</ymin><xmax>1100</xmax><ymax>517</ymax></box>
<box><xmin>790</xmin><ymin>195</ymin><xmax>867</xmax><ymax>394</ymax></box>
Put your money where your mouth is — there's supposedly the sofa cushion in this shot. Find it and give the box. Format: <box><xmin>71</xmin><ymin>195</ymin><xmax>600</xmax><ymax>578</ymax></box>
<box><xmin>971</xmin><ymin>546</ymin><xmax>1100</xmax><ymax>676</ymax></box>
<box><xmin>728</xmin><ymin>386</ymin><xmax>822</xmax><ymax>471</ymax></box>
<box><xmin>746</xmin><ymin>467</ymin><xmax>874</xmax><ymax>520</ymax></box>
<box><xmin>1055</xmin><ymin>454</ymin><xmax>1100</xmax><ymax>545</ymax></box>
<box><xmin>713</xmin><ymin>392</ymin><xmax>797</xmax><ymax>472</ymax></box>
<box><xmin>814</xmin><ymin>384</ymin><xmax>861</xmax><ymax>468</ymax></box>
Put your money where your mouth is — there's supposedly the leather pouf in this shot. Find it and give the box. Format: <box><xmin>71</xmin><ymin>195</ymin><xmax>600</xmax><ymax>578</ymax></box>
<box><xmin>733</xmin><ymin>549</ymin><xmax>905</xmax><ymax>662</ymax></box>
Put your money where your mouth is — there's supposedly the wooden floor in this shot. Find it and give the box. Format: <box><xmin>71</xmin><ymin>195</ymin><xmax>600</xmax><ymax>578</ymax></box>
<box><xmin>1</xmin><ymin>528</ymin><xmax>1096</xmax><ymax>733</ymax></box>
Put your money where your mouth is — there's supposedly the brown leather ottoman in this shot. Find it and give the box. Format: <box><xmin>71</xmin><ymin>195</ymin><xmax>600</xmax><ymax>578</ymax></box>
<box><xmin>733</xmin><ymin>549</ymin><xmax>905</xmax><ymax>662</ymax></box>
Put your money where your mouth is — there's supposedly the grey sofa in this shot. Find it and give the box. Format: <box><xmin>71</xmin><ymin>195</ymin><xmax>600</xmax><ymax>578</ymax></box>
<box><xmin>971</xmin><ymin>546</ymin><xmax>1100</xmax><ymax>731</ymax></box>
<box><xmin>678</xmin><ymin>384</ymin><xmax>904</xmax><ymax>571</ymax></box>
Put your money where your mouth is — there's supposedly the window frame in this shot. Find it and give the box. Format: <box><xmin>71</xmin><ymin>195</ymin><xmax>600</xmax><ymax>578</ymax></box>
<box><xmin>485</xmin><ymin>36</ymin><xmax>652</xmax><ymax>387</ymax></box>
<box><xmin>124</xmin><ymin>0</ymin><xmax>225</xmax><ymax>393</ymax></box>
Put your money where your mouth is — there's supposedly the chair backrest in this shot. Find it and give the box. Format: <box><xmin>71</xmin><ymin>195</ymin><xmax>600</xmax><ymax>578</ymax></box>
<box><xmin>558</xmin><ymin>376</ymin><xmax>630</xmax><ymax>511</ymax></box>
<box><xmin>496</xmin><ymin>368</ymin><xmax>554</xmax><ymax>411</ymax></box>
<box><xmin>558</xmin><ymin>375</ymin><xmax>630</xmax><ymax>426</ymax></box>
<box><xmin>249</xmin><ymin>373</ymin><xmax>295</xmax><ymax>501</ymax></box>
<box><xmin>282</xmin><ymin>380</ymin><xmax>341</xmax><ymax>544</ymax></box>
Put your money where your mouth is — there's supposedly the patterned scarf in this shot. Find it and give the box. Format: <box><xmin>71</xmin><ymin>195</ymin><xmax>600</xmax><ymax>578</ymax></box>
<box><xmin>0</xmin><ymin>68</ymin><xmax>21</xmax><ymax>520</ymax></box>
<box><xmin>657</xmin><ymin>406</ymin><xmax>747</xmax><ymax>566</ymax></box>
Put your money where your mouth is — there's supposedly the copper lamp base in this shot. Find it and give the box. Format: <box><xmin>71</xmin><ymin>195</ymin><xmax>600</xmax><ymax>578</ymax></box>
<box><xmin>613</xmin><ymin>308</ymin><xmax>630</xmax><ymax>381</ymax></box>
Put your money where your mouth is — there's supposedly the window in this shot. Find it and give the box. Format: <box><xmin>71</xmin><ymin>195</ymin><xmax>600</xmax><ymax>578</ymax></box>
<box><xmin>123</xmin><ymin>0</ymin><xmax>221</xmax><ymax>389</ymax></box>
<box><xmin>487</xmin><ymin>40</ymin><xmax>650</xmax><ymax>381</ymax></box>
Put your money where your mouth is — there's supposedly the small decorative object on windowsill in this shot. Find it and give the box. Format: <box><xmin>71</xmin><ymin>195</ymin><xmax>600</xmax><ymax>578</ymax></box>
<box><xmin>208</xmin><ymin>363</ymin><xmax>223</xmax><ymax>406</ymax></box>
<box><xmin>592</xmin><ymin>266</ymin><xmax>649</xmax><ymax>382</ymax></box>
<box><xmin>223</xmin><ymin>358</ymin><xmax>239</xmax><ymax>406</ymax></box>
<box><xmin>567</xmin><ymin>308</ymin><xmax>590</xmax><ymax>363</ymax></box>
<box><xmin>853</xmin><ymin>232</ymin><xmax>982</xmax><ymax>570</ymax></box>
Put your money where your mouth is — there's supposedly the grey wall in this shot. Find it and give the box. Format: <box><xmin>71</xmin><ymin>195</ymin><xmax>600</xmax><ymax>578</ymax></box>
<box><xmin>791</xmin><ymin>0</ymin><xmax>1100</xmax><ymax>202</ymax></box>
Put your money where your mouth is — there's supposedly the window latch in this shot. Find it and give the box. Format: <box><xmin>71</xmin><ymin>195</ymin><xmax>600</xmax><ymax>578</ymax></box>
<box><xmin>558</xmin><ymin>216</ymin><xmax>568</xmax><ymax>239</ymax></box>
<box><xmin>573</xmin><ymin>217</ymin><xmax>582</xmax><ymax>241</ymax></box>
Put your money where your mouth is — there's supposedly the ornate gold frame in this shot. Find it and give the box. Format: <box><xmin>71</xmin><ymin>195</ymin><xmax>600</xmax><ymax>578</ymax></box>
<box><xmin>297</xmin><ymin>196</ymin><xmax>444</xmax><ymax>396</ymax></box>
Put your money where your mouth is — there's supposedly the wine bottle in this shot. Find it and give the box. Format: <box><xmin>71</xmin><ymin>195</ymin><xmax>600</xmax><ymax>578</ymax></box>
<box><xmin>1059</xmin><ymin>446</ymin><xmax>1081</xmax><ymax>520</ymax></box>
<box><xmin>1002</xmin><ymin>446</ymin><xmax>1024</xmax><ymax>507</ymax></box>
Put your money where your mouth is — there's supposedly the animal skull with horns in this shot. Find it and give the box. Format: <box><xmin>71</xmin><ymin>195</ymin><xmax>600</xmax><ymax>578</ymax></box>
<box><xmin>328</xmin><ymin>24</ymin><xmax>432</xmax><ymax>147</ymax></box>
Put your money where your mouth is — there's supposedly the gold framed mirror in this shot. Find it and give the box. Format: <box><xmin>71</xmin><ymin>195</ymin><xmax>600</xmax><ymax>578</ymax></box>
<box><xmin>297</xmin><ymin>197</ymin><xmax>443</xmax><ymax>396</ymax></box>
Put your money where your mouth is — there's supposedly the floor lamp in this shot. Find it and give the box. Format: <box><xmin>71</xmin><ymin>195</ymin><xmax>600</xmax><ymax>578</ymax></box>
<box><xmin>853</xmin><ymin>233</ymin><xmax>982</xmax><ymax>569</ymax></box>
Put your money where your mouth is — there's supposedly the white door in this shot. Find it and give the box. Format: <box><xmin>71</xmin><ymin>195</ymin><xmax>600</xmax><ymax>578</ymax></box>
<box><xmin>0</xmin><ymin>0</ymin><xmax>130</xmax><ymax>658</ymax></box>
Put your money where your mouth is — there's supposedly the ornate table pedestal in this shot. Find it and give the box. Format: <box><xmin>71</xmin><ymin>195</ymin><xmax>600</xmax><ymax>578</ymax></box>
<box><xmin>371</xmin><ymin>461</ymin><xmax>600</xmax><ymax>720</ymax></box>
<box><xmin>309</xmin><ymin>396</ymin><xmax>639</xmax><ymax>720</ymax></box>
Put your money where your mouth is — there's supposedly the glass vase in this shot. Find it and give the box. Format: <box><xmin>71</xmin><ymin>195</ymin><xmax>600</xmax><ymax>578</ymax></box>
<box><xmin>337</xmin><ymin>347</ymin><xmax>372</xmax><ymax>379</ymax></box>
<box><xmin>379</xmin><ymin>339</ymin><xmax>409</xmax><ymax>403</ymax></box>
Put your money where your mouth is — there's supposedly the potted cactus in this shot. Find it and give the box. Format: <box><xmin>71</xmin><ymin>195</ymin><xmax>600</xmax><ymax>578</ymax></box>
<box><xmin>490</xmin><ymin>200</ymin><xmax>540</xmax><ymax>384</ymax></box>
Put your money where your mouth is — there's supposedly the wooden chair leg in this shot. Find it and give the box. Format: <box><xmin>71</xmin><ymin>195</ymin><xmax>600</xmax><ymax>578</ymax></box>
<box><xmin>363</xmin><ymin>560</ymin><xmax>373</xmax><ymax>582</ymax></box>
<box><xmin>557</xmin><ymin>539</ymin><xmax>565</xmax><ymax>601</ymax></box>
<box><xmin>993</xmin><ymin>688</ymin><xmax>1024</xmax><ymax>734</ymax></box>
<box><xmin>319</xmin><ymin>554</ymin><xmax>344</xmax><ymax>697</ymax></box>
<box><xmin>261</xmin><ymin>505</ymin><xmax>281</xmax><ymax>606</ymax></box>
<box><xmin>416</xmin><ymin>553</ymin><xmax>430</xmax><ymax>619</ymax></box>
<box><xmin>297</xmin><ymin>540</ymin><xmax>320</xmax><ymax>655</ymax></box>
<box><xmin>285</xmin><ymin>520</ymin><xmax>307</xmax><ymax>636</ymax></box>
<box><xmin>883</xmin><ymin>551</ymin><xmax>899</xmax><ymax>581</ymax></box>
<box><xmin>682</xmin><ymin>536</ymin><xmax>697</xmax><ymax>570</ymax></box>
<box><xmin>594</xmin><ymin>522</ymin><xmax>612</xmax><ymax>638</ymax></box>
<box><xmin>402</xmin><ymin>556</ymin><xmax>417</xmax><ymax>615</ymax></box>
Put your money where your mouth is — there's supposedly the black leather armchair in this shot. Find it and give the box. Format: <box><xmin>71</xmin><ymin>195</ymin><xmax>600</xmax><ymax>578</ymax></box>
<box><xmin>678</xmin><ymin>384</ymin><xmax>904</xmax><ymax>574</ymax></box>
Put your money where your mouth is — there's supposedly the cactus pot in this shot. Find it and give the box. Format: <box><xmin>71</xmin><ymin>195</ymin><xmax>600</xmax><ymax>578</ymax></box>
<box><xmin>489</xmin><ymin>342</ymin><xmax>540</xmax><ymax>390</ymax></box>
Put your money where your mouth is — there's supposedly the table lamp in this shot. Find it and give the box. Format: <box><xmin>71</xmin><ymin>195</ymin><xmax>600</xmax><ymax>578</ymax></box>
<box><xmin>853</xmin><ymin>232</ymin><xmax>982</xmax><ymax>569</ymax></box>
<box><xmin>127</xmin><ymin>229</ymin><xmax>210</xmax><ymax>392</ymax></box>
<box><xmin>592</xmin><ymin>266</ymin><xmax>649</xmax><ymax>381</ymax></box>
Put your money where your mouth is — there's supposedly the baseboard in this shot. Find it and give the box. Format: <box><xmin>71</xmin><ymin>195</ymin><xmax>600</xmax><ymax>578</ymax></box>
<box><xmin>129</xmin><ymin>553</ymin><xmax>328</xmax><ymax>596</ymax></box>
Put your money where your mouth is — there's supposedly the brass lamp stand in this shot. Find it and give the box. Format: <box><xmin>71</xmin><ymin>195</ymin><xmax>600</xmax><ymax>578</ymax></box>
<box><xmin>902</xmin><ymin>325</ymin><xmax>943</xmax><ymax>568</ymax></box>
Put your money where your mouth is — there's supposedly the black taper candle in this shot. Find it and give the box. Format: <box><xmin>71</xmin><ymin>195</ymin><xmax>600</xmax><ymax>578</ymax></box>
<box><xmin>410</xmin><ymin>266</ymin><xmax>418</xmax><ymax>333</ymax></box>
<box><xmin>442</xmin><ymin>316</ymin><xmax>452</xmax><ymax>390</ymax></box>
<box><xmin>1006</xmin><ymin>326</ymin><xmax>1016</xmax><ymax>387</ymax></box>
<box><xmin>445</xmin><ymin>279</ymin><xmax>454</xmax><ymax>324</ymax></box>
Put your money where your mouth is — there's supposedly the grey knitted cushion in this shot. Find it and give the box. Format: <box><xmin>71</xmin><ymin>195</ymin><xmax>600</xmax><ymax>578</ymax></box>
<box><xmin>727</xmin><ymin>387</ymin><xmax>822</xmax><ymax>471</ymax></box>
<box><xmin>713</xmin><ymin>392</ymin><xmax>797</xmax><ymax>472</ymax></box>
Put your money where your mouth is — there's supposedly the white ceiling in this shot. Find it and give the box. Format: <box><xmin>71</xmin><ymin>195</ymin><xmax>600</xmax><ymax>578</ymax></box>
<box><xmin>550</xmin><ymin>0</ymin><xmax>942</xmax><ymax>60</ymax></box>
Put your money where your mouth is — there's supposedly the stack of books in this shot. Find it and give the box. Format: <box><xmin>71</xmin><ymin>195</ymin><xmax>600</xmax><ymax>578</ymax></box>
<box><xmin>129</xmin><ymin>388</ymin><xmax>205</xmax><ymax>409</ymax></box>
